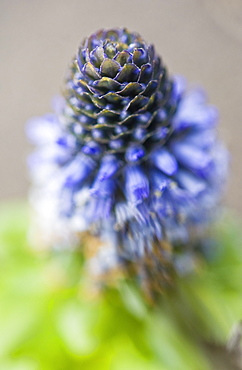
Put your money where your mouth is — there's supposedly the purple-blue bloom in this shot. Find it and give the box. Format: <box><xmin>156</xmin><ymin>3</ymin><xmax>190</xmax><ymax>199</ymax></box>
<box><xmin>27</xmin><ymin>28</ymin><xmax>228</xmax><ymax>287</ymax></box>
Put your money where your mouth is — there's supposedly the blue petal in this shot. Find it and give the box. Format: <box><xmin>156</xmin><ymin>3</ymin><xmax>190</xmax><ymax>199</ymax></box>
<box><xmin>82</xmin><ymin>141</ymin><xmax>102</xmax><ymax>156</ymax></box>
<box><xmin>125</xmin><ymin>145</ymin><xmax>146</xmax><ymax>163</ymax></box>
<box><xmin>90</xmin><ymin>178</ymin><xmax>116</xmax><ymax>198</ymax></box>
<box><xmin>172</xmin><ymin>88</ymin><xmax>218</xmax><ymax>132</ymax></box>
<box><xmin>87</xmin><ymin>197</ymin><xmax>113</xmax><ymax>220</ymax></box>
<box><xmin>153</xmin><ymin>188</ymin><xmax>175</xmax><ymax>219</ymax></box>
<box><xmin>167</xmin><ymin>186</ymin><xmax>192</xmax><ymax>216</ymax></box>
<box><xmin>26</xmin><ymin>114</ymin><xmax>60</xmax><ymax>145</ymax></box>
<box><xmin>29</xmin><ymin>144</ymin><xmax>72</xmax><ymax>167</ymax></box>
<box><xmin>125</xmin><ymin>165</ymin><xmax>149</xmax><ymax>204</ymax></box>
<box><xmin>154</xmin><ymin>184</ymin><xmax>192</xmax><ymax>222</ymax></box>
<box><xmin>171</xmin><ymin>142</ymin><xmax>212</xmax><ymax>177</ymax></box>
<box><xmin>182</xmin><ymin>129</ymin><xmax>216</xmax><ymax>150</ymax></box>
<box><xmin>150</xmin><ymin>148</ymin><xmax>178</xmax><ymax>175</ymax></box>
<box><xmin>95</xmin><ymin>155</ymin><xmax>121</xmax><ymax>182</ymax></box>
<box><xmin>152</xmin><ymin>127</ymin><xmax>169</xmax><ymax>141</ymax></box>
<box><xmin>149</xmin><ymin>168</ymin><xmax>170</xmax><ymax>192</ymax></box>
<box><xmin>176</xmin><ymin>170</ymin><xmax>207</xmax><ymax>195</ymax></box>
<box><xmin>63</xmin><ymin>154</ymin><xmax>95</xmax><ymax>188</ymax></box>
<box><xmin>132</xmin><ymin>127</ymin><xmax>147</xmax><ymax>141</ymax></box>
<box><xmin>109</xmin><ymin>138</ymin><xmax>124</xmax><ymax>150</ymax></box>
<box><xmin>56</xmin><ymin>134</ymin><xmax>77</xmax><ymax>150</ymax></box>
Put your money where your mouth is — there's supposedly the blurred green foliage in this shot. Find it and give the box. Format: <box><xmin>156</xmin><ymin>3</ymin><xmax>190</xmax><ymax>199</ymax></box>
<box><xmin>0</xmin><ymin>202</ymin><xmax>241</xmax><ymax>369</ymax></box>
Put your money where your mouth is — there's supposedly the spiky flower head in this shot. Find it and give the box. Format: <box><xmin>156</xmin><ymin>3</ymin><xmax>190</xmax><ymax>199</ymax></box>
<box><xmin>27</xmin><ymin>28</ymin><xmax>228</xmax><ymax>295</ymax></box>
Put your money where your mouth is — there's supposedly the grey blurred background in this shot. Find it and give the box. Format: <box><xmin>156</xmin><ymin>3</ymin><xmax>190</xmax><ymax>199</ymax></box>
<box><xmin>0</xmin><ymin>0</ymin><xmax>241</xmax><ymax>213</ymax></box>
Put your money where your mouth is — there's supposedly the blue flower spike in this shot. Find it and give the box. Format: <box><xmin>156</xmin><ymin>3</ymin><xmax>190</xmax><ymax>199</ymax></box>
<box><xmin>27</xmin><ymin>28</ymin><xmax>228</xmax><ymax>299</ymax></box>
